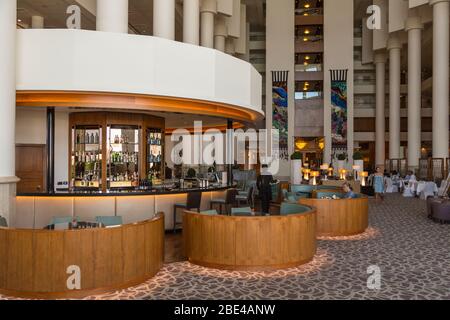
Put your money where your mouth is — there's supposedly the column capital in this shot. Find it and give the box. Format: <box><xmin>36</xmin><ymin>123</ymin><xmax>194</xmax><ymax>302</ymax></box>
<box><xmin>201</xmin><ymin>0</ymin><xmax>217</xmax><ymax>14</ymax></box>
<box><xmin>429</xmin><ymin>0</ymin><xmax>450</xmax><ymax>6</ymax></box>
<box><xmin>405</xmin><ymin>16</ymin><xmax>423</xmax><ymax>31</ymax></box>
<box><xmin>374</xmin><ymin>51</ymin><xmax>387</xmax><ymax>64</ymax></box>
<box><xmin>387</xmin><ymin>35</ymin><xmax>402</xmax><ymax>51</ymax></box>
<box><xmin>0</xmin><ymin>176</ymin><xmax>20</xmax><ymax>184</ymax></box>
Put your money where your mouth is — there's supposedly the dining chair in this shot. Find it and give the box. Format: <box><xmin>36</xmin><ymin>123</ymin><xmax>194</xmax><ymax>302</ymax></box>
<box><xmin>236</xmin><ymin>186</ymin><xmax>254</xmax><ymax>207</ymax></box>
<box><xmin>210</xmin><ymin>188</ymin><xmax>238</xmax><ymax>215</ymax></box>
<box><xmin>173</xmin><ymin>191</ymin><xmax>202</xmax><ymax>232</ymax></box>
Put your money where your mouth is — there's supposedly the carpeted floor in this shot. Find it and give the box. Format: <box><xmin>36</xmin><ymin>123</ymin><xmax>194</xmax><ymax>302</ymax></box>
<box><xmin>2</xmin><ymin>194</ymin><xmax>450</xmax><ymax>300</ymax></box>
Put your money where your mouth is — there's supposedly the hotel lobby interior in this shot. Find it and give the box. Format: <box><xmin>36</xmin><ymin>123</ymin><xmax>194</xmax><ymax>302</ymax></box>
<box><xmin>0</xmin><ymin>0</ymin><xmax>450</xmax><ymax>304</ymax></box>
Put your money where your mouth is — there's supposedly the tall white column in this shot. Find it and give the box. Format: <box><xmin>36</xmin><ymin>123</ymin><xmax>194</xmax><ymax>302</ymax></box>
<box><xmin>200</xmin><ymin>0</ymin><xmax>217</xmax><ymax>48</ymax></box>
<box><xmin>214</xmin><ymin>15</ymin><xmax>227</xmax><ymax>51</ymax></box>
<box><xmin>388</xmin><ymin>35</ymin><xmax>402</xmax><ymax>160</ymax></box>
<box><xmin>31</xmin><ymin>16</ymin><xmax>44</xmax><ymax>29</ymax></box>
<box><xmin>0</xmin><ymin>0</ymin><xmax>19</xmax><ymax>227</ymax></box>
<box><xmin>430</xmin><ymin>0</ymin><xmax>450</xmax><ymax>159</ymax></box>
<box><xmin>225</xmin><ymin>37</ymin><xmax>236</xmax><ymax>55</ymax></box>
<box><xmin>406</xmin><ymin>16</ymin><xmax>423</xmax><ymax>170</ymax></box>
<box><xmin>96</xmin><ymin>0</ymin><xmax>129</xmax><ymax>33</ymax></box>
<box><xmin>375</xmin><ymin>52</ymin><xmax>387</xmax><ymax>168</ymax></box>
<box><xmin>183</xmin><ymin>0</ymin><xmax>200</xmax><ymax>45</ymax></box>
<box><xmin>154</xmin><ymin>0</ymin><xmax>175</xmax><ymax>40</ymax></box>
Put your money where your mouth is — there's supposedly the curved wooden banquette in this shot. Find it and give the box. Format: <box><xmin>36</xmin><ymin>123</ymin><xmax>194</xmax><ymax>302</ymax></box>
<box><xmin>300</xmin><ymin>190</ymin><xmax>369</xmax><ymax>237</ymax></box>
<box><xmin>183</xmin><ymin>204</ymin><xmax>317</xmax><ymax>271</ymax></box>
<box><xmin>0</xmin><ymin>214</ymin><xmax>164</xmax><ymax>299</ymax></box>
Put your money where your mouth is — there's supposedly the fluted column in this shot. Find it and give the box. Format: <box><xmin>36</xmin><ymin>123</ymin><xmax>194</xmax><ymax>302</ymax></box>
<box><xmin>430</xmin><ymin>0</ymin><xmax>450</xmax><ymax>159</ymax></box>
<box><xmin>154</xmin><ymin>0</ymin><xmax>175</xmax><ymax>40</ymax></box>
<box><xmin>406</xmin><ymin>16</ymin><xmax>423</xmax><ymax>171</ymax></box>
<box><xmin>0</xmin><ymin>0</ymin><xmax>19</xmax><ymax>226</ymax></box>
<box><xmin>375</xmin><ymin>52</ymin><xmax>387</xmax><ymax>168</ymax></box>
<box><xmin>387</xmin><ymin>35</ymin><xmax>402</xmax><ymax>160</ymax></box>
<box><xmin>183</xmin><ymin>0</ymin><xmax>200</xmax><ymax>45</ymax></box>
<box><xmin>200</xmin><ymin>0</ymin><xmax>217</xmax><ymax>48</ymax></box>
<box><xmin>31</xmin><ymin>16</ymin><xmax>44</xmax><ymax>29</ymax></box>
<box><xmin>96</xmin><ymin>0</ymin><xmax>128</xmax><ymax>33</ymax></box>
<box><xmin>214</xmin><ymin>15</ymin><xmax>227</xmax><ymax>51</ymax></box>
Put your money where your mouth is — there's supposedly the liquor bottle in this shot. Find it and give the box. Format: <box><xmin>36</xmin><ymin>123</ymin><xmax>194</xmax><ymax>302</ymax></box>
<box><xmin>76</xmin><ymin>132</ymin><xmax>80</xmax><ymax>144</ymax></box>
<box><xmin>85</xmin><ymin>132</ymin><xmax>89</xmax><ymax>144</ymax></box>
<box><xmin>95</xmin><ymin>132</ymin><xmax>99</xmax><ymax>144</ymax></box>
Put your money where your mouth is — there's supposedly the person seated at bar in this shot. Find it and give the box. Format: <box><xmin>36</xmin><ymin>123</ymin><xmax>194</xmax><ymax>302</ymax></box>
<box><xmin>342</xmin><ymin>182</ymin><xmax>358</xmax><ymax>199</ymax></box>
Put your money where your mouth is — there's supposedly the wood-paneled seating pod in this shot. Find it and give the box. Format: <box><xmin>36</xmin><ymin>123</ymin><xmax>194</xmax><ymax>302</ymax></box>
<box><xmin>300</xmin><ymin>196</ymin><xmax>369</xmax><ymax>237</ymax></box>
<box><xmin>183</xmin><ymin>209</ymin><xmax>317</xmax><ymax>271</ymax></box>
<box><xmin>0</xmin><ymin>214</ymin><xmax>164</xmax><ymax>299</ymax></box>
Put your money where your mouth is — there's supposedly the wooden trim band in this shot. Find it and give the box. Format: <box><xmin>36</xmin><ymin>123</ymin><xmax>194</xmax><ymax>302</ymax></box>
<box><xmin>16</xmin><ymin>91</ymin><xmax>263</xmax><ymax>123</ymax></box>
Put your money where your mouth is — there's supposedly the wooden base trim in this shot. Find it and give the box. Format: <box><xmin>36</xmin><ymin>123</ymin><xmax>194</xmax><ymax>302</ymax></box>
<box><xmin>0</xmin><ymin>273</ymin><xmax>161</xmax><ymax>300</ymax></box>
<box><xmin>188</xmin><ymin>257</ymin><xmax>315</xmax><ymax>272</ymax></box>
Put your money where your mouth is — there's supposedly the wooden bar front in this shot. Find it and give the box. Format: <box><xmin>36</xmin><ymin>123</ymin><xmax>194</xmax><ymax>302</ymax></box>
<box><xmin>183</xmin><ymin>210</ymin><xmax>317</xmax><ymax>271</ymax></box>
<box><xmin>0</xmin><ymin>214</ymin><xmax>164</xmax><ymax>299</ymax></box>
<box><xmin>300</xmin><ymin>197</ymin><xmax>369</xmax><ymax>237</ymax></box>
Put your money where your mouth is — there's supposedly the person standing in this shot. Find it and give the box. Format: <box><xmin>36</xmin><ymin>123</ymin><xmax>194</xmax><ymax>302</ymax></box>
<box><xmin>257</xmin><ymin>164</ymin><xmax>274</xmax><ymax>214</ymax></box>
<box><xmin>373</xmin><ymin>167</ymin><xmax>385</xmax><ymax>201</ymax></box>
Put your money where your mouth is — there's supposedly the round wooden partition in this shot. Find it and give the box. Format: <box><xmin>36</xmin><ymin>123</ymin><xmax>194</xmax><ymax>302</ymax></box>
<box><xmin>300</xmin><ymin>196</ymin><xmax>369</xmax><ymax>237</ymax></box>
<box><xmin>0</xmin><ymin>214</ymin><xmax>164</xmax><ymax>299</ymax></box>
<box><xmin>183</xmin><ymin>210</ymin><xmax>317</xmax><ymax>271</ymax></box>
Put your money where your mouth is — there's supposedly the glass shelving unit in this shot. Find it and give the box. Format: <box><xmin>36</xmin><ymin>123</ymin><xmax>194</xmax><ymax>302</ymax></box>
<box><xmin>107</xmin><ymin>125</ymin><xmax>140</xmax><ymax>189</ymax></box>
<box><xmin>146</xmin><ymin>128</ymin><xmax>164</xmax><ymax>182</ymax></box>
<box><xmin>71</xmin><ymin>126</ymin><xmax>102</xmax><ymax>190</ymax></box>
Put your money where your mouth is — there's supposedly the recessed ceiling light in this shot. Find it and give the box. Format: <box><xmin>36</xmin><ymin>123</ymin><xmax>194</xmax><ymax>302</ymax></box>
<box><xmin>17</xmin><ymin>19</ymin><xmax>22</xmax><ymax>22</ymax></box>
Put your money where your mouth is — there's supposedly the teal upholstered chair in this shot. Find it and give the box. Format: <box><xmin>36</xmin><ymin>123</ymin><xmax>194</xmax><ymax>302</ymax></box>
<box><xmin>96</xmin><ymin>216</ymin><xmax>123</xmax><ymax>227</ymax></box>
<box><xmin>317</xmin><ymin>185</ymin><xmax>341</xmax><ymax>190</ymax></box>
<box><xmin>270</xmin><ymin>182</ymin><xmax>281</xmax><ymax>202</ymax></box>
<box><xmin>231</xmin><ymin>207</ymin><xmax>253</xmax><ymax>216</ymax></box>
<box><xmin>200</xmin><ymin>210</ymin><xmax>219</xmax><ymax>215</ymax></box>
<box><xmin>280</xmin><ymin>202</ymin><xmax>312</xmax><ymax>216</ymax></box>
<box><xmin>50</xmin><ymin>216</ymin><xmax>79</xmax><ymax>225</ymax></box>
<box><xmin>282</xmin><ymin>189</ymin><xmax>309</xmax><ymax>202</ymax></box>
<box><xmin>0</xmin><ymin>216</ymin><xmax>7</xmax><ymax>227</ymax></box>
<box><xmin>291</xmin><ymin>184</ymin><xmax>315</xmax><ymax>197</ymax></box>
<box><xmin>314</xmin><ymin>191</ymin><xmax>347</xmax><ymax>199</ymax></box>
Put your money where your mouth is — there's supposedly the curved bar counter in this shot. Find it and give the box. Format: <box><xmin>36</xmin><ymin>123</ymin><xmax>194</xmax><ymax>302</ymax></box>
<box><xmin>300</xmin><ymin>195</ymin><xmax>369</xmax><ymax>237</ymax></box>
<box><xmin>183</xmin><ymin>208</ymin><xmax>317</xmax><ymax>271</ymax></box>
<box><xmin>15</xmin><ymin>187</ymin><xmax>229</xmax><ymax>231</ymax></box>
<box><xmin>0</xmin><ymin>214</ymin><xmax>164</xmax><ymax>299</ymax></box>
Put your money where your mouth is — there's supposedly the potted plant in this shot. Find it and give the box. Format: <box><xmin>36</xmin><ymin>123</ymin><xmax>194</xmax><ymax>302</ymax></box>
<box><xmin>290</xmin><ymin>152</ymin><xmax>302</xmax><ymax>185</ymax></box>
<box><xmin>336</xmin><ymin>153</ymin><xmax>347</xmax><ymax>171</ymax></box>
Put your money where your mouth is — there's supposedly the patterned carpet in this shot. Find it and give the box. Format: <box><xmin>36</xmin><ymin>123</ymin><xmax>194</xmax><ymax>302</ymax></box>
<box><xmin>2</xmin><ymin>195</ymin><xmax>450</xmax><ymax>300</ymax></box>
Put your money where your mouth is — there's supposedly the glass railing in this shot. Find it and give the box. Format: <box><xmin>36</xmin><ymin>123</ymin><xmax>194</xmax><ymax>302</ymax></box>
<box><xmin>295</xmin><ymin>64</ymin><xmax>323</xmax><ymax>72</ymax></box>
<box><xmin>295</xmin><ymin>92</ymin><xmax>323</xmax><ymax>100</ymax></box>
<box><xmin>296</xmin><ymin>8</ymin><xmax>324</xmax><ymax>16</ymax></box>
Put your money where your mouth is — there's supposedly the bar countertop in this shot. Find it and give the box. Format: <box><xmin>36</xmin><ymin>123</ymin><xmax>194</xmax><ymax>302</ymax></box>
<box><xmin>17</xmin><ymin>185</ymin><xmax>231</xmax><ymax>197</ymax></box>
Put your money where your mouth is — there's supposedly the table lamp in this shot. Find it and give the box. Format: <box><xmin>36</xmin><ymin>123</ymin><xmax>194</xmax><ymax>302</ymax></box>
<box><xmin>311</xmin><ymin>171</ymin><xmax>320</xmax><ymax>186</ymax></box>
<box><xmin>339</xmin><ymin>169</ymin><xmax>347</xmax><ymax>180</ymax></box>
<box><xmin>360</xmin><ymin>171</ymin><xmax>368</xmax><ymax>187</ymax></box>
<box><xmin>303</xmin><ymin>168</ymin><xmax>311</xmax><ymax>180</ymax></box>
